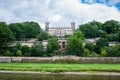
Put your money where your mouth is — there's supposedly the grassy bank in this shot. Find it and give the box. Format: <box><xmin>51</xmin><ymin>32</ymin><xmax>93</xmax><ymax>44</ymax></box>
<box><xmin>0</xmin><ymin>63</ymin><xmax>120</xmax><ymax>72</ymax></box>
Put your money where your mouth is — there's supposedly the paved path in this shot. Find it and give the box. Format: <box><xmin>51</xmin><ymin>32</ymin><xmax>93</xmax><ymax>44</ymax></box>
<box><xmin>0</xmin><ymin>71</ymin><xmax>120</xmax><ymax>76</ymax></box>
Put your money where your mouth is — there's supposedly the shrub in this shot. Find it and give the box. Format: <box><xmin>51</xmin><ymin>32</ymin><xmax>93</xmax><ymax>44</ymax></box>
<box><xmin>4</xmin><ymin>50</ymin><xmax>12</xmax><ymax>56</ymax></box>
<box><xmin>21</xmin><ymin>45</ymin><xmax>30</xmax><ymax>56</ymax></box>
<box><xmin>83</xmin><ymin>48</ymin><xmax>90</xmax><ymax>57</ymax></box>
<box><xmin>100</xmin><ymin>48</ymin><xmax>108</xmax><ymax>57</ymax></box>
<box><xmin>30</xmin><ymin>42</ymin><xmax>44</xmax><ymax>56</ymax></box>
<box><xmin>16</xmin><ymin>50</ymin><xmax>22</xmax><ymax>56</ymax></box>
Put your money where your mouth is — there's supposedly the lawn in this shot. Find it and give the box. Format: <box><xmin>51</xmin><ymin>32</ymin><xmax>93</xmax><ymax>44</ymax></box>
<box><xmin>0</xmin><ymin>63</ymin><xmax>120</xmax><ymax>72</ymax></box>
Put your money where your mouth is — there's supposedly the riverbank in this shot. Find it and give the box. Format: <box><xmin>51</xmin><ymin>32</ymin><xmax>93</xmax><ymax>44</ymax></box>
<box><xmin>0</xmin><ymin>63</ymin><xmax>120</xmax><ymax>72</ymax></box>
<box><xmin>0</xmin><ymin>71</ymin><xmax>120</xmax><ymax>76</ymax></box>
<box><xmin>0</xmin><ymin>56</ymin><xmax>120</xmax><ymax>63</ymax></box>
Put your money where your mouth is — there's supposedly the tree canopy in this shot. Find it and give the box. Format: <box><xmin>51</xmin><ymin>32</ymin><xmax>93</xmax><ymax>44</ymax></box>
<box><xmin>79</xmin><ymin>21</ymin><xmax>101</xmax><ymax>38</ymax></box>
<box><xmin>9</xmin><ymin>21</ymin><xmax>42</xmax><ymax>40</ymax></box>
<box><xmin>0</xmin><ymin>22</ymin><xmax>15</xmax><ymax>49</ymax></box>
<box><xmin>67</xmin><ymin>30</ymin><xmax>84</xmax><ymax>56</ymax></box>
<box><xmin>46</xmin><ymin>36</ymin><xmax>59</xmax><ymax>54</ymax></box>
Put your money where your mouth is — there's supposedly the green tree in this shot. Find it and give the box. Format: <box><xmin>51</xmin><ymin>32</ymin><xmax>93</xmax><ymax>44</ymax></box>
<box><xmin>100</xmin><ymin>47</ymin><xmax>108</xmax><ymax>57</ymax></box>
<box><xmin>106</xmin><ymin>46</ymin><xmax>118</xmax><ymax>57</ymax></box>
<box><xmin>9</xmin><ymin>23</ymin><xmax>23</xmax><ymax>40</ymax></box>
<box><xmin>117</xmin><ymin>28</ymin><xmax>120</xmax><ymax>42</ymax></box>
<box><xmin>102</xmin><ymin>20</ymin><xmax>120</xmax><ymax>34</ymax></box>
<box><xmin>0</xmin><ymin>22</ymin><xmax>15</xmax><ymax>53</ymax></box>
<box><xmin>21</xmin><ymin>45</ymin><xmax>30</xmax><ymax>56</ymax></box>
<box><xmin>37</xmin><ymin>31</ymin><xmax>49</xmax><ymax>41</ymax></box>
<box><xmin>30</xmin><ymin>42</ymin><xmax>44</xmax><ymax>56</ymax></box>
<box><xmin>67</xmin><ymin>30</ymin><xmax>84</xmax><ymax>56</ymax></box>
<box><xmin>16</xmin><ymin>50</ymin><xmax>22</xmax><ymax>56</ymax></box>
<box><xmin>10</xmin><ymin>42</ymin><xmax>22</xmax><ymax>56</ymax></box>
<box><xmin>107</xmin><ymin>34</ymin><xmax>118</xmax><ymax>41</ymax></box>
<box><xmin>96</xmin><ymin>38</ymin><xmax>109</xmax><ymax>53</ymax></box>
<box><xmin>79</xmin><ymin>21</ymin><xmax>100</xmax><ymax>38</ymax></box>
<box><xmin>98</xmin><ymin>30</ymin><xmax>107</xmax><ymax>38</ymax></box>
<box><xmin>114</xmin><ymin>44</ymin><xmax>120</xmax><ymax>56</ymax></box>
<box><xmin>4</xmin><ymin>50</ymin><xmax>12</xmax><ymax>56</ymax></box>
<box><xmin>85</xmin><ymin>43</ymin><xmax>95</xmax><ymax>51</ymax></box>
<box><xmin>83</xmin><ymin>48</ymin><xmax>91</xmax><ymax>57</ymax></box>
<box><xmin>46</xmin><ymin>36</ymin><xmax>59</xmax><ymax>54</ymax></box>
<box><xmin>9</xmin><ymin>21</ymin><xmax>42</xmax><ymax>40</ymax></box>
<box><xmin>22</xmin><ymin>22</ymin><xmax>42</xmax><ymax>38</ymax></box>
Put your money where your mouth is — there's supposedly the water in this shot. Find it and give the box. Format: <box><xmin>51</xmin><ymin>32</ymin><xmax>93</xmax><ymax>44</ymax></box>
<box><xmin>0</xmin><ymin>73</ymin><xmax>120</xmax><ymax>80</ymax></box>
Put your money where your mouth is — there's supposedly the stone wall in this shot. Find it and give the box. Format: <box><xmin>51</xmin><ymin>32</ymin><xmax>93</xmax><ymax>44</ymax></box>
<box><xmin>0</xmin><ymin>56</ymin><xmax>120</xmax><ymax>63</ymax></box>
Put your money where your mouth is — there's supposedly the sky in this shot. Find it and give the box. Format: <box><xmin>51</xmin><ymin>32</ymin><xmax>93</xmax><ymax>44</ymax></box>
<box><xmin>0</xmin><ymin>0</ymin><xmax>120</xmax><ymax>29</ymax></box>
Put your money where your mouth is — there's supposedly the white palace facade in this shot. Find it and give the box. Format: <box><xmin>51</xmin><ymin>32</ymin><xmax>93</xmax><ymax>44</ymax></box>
<box><xmin>45</xmin><ymin>22</ymin><xmax>75</xmax><ymax>37</ymax></box>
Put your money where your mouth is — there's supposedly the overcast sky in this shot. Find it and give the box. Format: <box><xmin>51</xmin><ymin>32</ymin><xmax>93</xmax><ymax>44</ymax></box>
<box><xmin>0</xmin><ymin>0</ymin><xmax>120</xmax><ymax>29</ymax></box>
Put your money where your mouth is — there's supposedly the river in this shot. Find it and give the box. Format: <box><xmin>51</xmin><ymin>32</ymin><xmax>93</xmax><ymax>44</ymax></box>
<box><xmin>0</xmin><ymin>73</ymin><xmax>120</xmax><ymax>80</ymax></box>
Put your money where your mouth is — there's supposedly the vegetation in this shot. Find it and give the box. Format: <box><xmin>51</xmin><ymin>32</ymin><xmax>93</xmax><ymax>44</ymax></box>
<box><xmin>0</xmin><ymin>22</ymin><xmax>15</xmax><ymax>54</ymax></box>
<box><xmin>9</xmin><ymin>21</ymin><xmax>41</xmax><ymax>40</ymax></box>
<box><xmin>67</xmin><ymin>30</ymin><xmax>84</xmax><ymax>56</ymax></box>
<box><xmin>46</xmin><ymin>36</ymin><xmax>59</xmax><ymax>55</ymax></box>
<box><xmin>0</xmin><ymin>19</ymin><xmax>120</xmax><ymax>57</ymax></box>
<box><xmin>30</xmin><ymin>42</ymin><xmax>44</xmax><ymax>56</ymax></box>
<box><xmin>79</xmin><ymin>21</ymin><xmax>101</xmax><ymax>38</ymax></box>
<box><xmin>0</xmin><ymin>63</ymin><xmax>120</xmax><ymax>72</ymax></box>
<box><xmin>37</xmin><ymin>31</ymin><xmax>49</xmax><ymax>41</ymax></box>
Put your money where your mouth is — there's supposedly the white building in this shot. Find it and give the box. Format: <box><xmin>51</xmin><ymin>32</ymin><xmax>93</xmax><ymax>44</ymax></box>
<box><xmin>45</xmin><ymin>22</ymin><xmax>75</xmax><ymax>37</ymax></box>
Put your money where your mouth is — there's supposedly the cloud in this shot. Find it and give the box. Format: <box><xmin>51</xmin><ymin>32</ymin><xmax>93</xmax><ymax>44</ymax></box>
<box><xmin>49</xmin><ymin>14</ymin><xmax>62</xmax><ymax>22</ymax></box>
<box><xmin>0</xmin><ymin>0</ymin><xmax>120</xmax><ymax>29</ymax></box>
<box><xmin>108</xmin><ymin>0</ymin><xmax>120</xmax><ymax>6</ymax></box>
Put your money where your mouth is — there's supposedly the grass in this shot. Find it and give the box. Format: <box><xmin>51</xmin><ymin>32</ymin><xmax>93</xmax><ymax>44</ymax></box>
<box><xmin>0</xmin><ymin>63</ymin><xmax>120</xmax><ymax>72</ymax></box>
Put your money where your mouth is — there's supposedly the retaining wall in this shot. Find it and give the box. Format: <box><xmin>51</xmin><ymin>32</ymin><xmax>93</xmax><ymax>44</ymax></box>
<box><xmin>0</xmin><ymin>56</ymin><xmax>120</xmax><ymax>63</ymax></box>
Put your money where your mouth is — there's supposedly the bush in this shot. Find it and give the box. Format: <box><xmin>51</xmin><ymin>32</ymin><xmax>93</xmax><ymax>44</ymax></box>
<box><xmin>30</xmin><ymin>42</ymin><xmax>44</xmax><ymax>56</ymax></box>
<box><xmin>107</xmin><ymin>34</ymin><xmax>118</xmax><ymax>41</ymax></box>
<box><xmin>100</xmin><ymin>48</ymin><xmax>108</xmax><ymax>57</ymax></box>
<box><xmin>16</xmin><ymin>50</ymin><xmax>22</xmax><ymax>56</ymax></box>
<box><xmin>4</xmin><ymin>50</ymin><xmax>12</xmax><ymax>56</ymax></box>
<box><xmin>83</xmin><ymin>48</ymin><xmax>90</xmax><ymax>57</ymax></box>
<box><xmin>21</xmin><ymin>45</ymin><xmax>30</xmax><ymax>56</ymax></box>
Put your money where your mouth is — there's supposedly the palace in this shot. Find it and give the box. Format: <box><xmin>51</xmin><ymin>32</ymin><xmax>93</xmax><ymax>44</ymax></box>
<box><xmin>44</xmin><ymin>22</ymin><xmax>75</xmax><ymax>50</ymax></box>
<box><xmin>45</xmin><ymin>22</ymin><xmax>75</xmax><ymax>37</ymax></box>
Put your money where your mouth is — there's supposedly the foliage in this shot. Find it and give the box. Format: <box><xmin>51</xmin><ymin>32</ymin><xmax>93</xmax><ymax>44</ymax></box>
<box><xmin>37</xmin><ymin>31</ymin><xmax>49</xmax><ymax>41</ymax></box>
<box><xmin>105</xmin><ymin>44</ymin><xmax>120</xmax><ymax>57</ymax></box>
<box><xmin>22</xmin><ymin>22</ymin><xmax>41</xmax><ymax>38</ymax></box>
<box><xmin>117</xmin><ymin>28</ymin><xmax>120</xmax><ymax>42</ymax></box>
<box><xmin>0</xmin><ymin>22</ymin><xmax>15</xmax><ymax>49</ymax></box>
<box><xmin>83</xmin><ymin>48</ymin><xmax>91</xmax><ymax>57</ymax></box>
<box><xmin>9</xmin><ymin>21</ymin><xmax>42</xmax><ymax>40</ymax></box>
<box><xmin>46</xmin><ymin>36</ymin><xmax>59</xmax><ymax>54</ymax></box>
<box><xmin>79</xmin><ymin>21</ymin><xmax>100</xmax><ymax>38</ymax></box>
<box><xmin>67</xmin><ymin>30</ymin><xmax>84</xmax><ymax>56</ymax></box>
<box><xmin>98</xmin><ymin>30</ymin><xmax>107</xmax><ymax>38</ymax></box>
<box><xmin>16</xmin><ymin>50</ymin><xmax>22</xmax><ymax>56</ymax></box>
<box><xmin>8</xmin><ymin>23</ymin><xmax>23</xmax><ymax>40</ymax></box>
<box><xmin>106</xmin><ymin>34</ymin><xmax>118</xmax><ymax>41</ymax></box>
<box><xmin>21</xmin><ymin>45</ymin><xmax>30</xmax><ymax>56</ymax></box>
<box><xmin>4</xmin><ymin>50</ymin><xmax>12</xmax><ymax>56</ymax></box>
<box><xmin>95</xmin><ymin>38</ymin><xmax>109</xmax><ymax>53</ymax></box>
<box><xmin>85</xmin><ymin>43</ymin><xmax>95</xmax><ymax>51</ymax></box>
<box><xmin>114</xmin><ymin>44</ymin><xmax>120</xmax><ymax>56</ymax></box>
<box><xmin>102</xmin><ymin>20</ymin><xmax>120</xmax><ymax>34</ymax></box>
<box><xmin>105</xmin><ymin>46</ymin><xmax>116</xmax><ymax>57</ymax></box>
<box><xmin>30</xmin><ymin>42</ymin><xmax>44</xmax><ymax>56</ymax></box>
<box><xmin>100</xmin><ymin>48</ymin><xmax>108</xmax><ymax>57</ymax></box>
